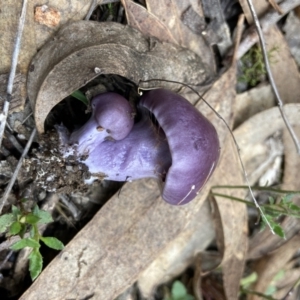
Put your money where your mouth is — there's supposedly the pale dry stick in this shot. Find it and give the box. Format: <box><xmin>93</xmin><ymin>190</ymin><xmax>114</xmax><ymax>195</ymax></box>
<box><xmin>237</xmin><ymin>0</ymin><xmax>300</xmax><ymax>58</ymax></box>
<box><xmin>0</xmin><ymin>0</ymin><xmax>28</xmax><ymax>149</ymax></box>
<box><xmin>245</xmin><ymin>0</ymin><xmax>300</xmax><ymax>155</ymax></box>
<box><xmin>268</xmin><ymin>0</ymin><xmax>284</xmax><ymax>14</ymax></box>
<box><xmin>85</xmin><ymin>0</ymin><xmax>97</xmax><ymax>20</ymax></box>
<box><xmin>0</xmin><ymin>128</ymin><xmax>36</xmax><ymax>214</ymax></box>
<box><xmin>0</xmin><ymin>250</ymin><xmax>13</xmax><ymax>272</ymax></box>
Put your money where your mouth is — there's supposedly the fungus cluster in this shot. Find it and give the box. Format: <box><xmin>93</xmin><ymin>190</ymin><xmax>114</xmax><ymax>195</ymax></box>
<box><xmin>59</xmin><ymin>89</ymin><xmax>220</xmax><ymax>205</ymax></box>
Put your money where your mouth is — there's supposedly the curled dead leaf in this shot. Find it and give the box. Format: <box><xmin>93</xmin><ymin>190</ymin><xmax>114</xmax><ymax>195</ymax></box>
<box><xmin>27</xmin><ymin>21</ymin><xmax>214</xmax><ymax>133</ymax></box>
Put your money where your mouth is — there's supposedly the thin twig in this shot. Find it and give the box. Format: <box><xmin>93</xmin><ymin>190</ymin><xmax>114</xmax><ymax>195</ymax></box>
<box><xmin>0</xmin><ymin>250</ymin><xmax>14</xmax><ymax>272</ymax></box>
<box><xmin>245</xmin><ymin>0</ymin><xmax>300</xmax><ymax>155</ymax></box>
<box><xmin>85</xmin><ymin>0</ymin><xmax>97</xmax><ymax>20</ymax></box>
<box><xmin>0</xmin><ymin>0</ymin><xmax>28</xmax><ymax>149</ymax></box>
<box><xmin>268</xmin><ymin>0</ymin><xmax>284</xmax><ymax>14</ymax></box>
<box><xmin>0</xmin><ymin>128</ymin><xmax>36</xmax><ymax>214</ymax></box>
<box><xmin>232</xmin><ymin>14</ymin><xmax>245</xmax><ymax>64</ymax></box>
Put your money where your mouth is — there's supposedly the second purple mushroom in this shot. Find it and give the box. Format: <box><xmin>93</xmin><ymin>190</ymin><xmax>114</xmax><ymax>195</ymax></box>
<box><xmin>61</xmin><ymin>89</ymin><xmax>220</xmax><ymax>205</ymax></box>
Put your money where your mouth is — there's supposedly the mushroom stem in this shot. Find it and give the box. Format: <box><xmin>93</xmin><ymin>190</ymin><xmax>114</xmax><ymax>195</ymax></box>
<box><xmin>84</xmin><ymin>112</ymin><xmax>172</xmax><ymax>182</ymax></box>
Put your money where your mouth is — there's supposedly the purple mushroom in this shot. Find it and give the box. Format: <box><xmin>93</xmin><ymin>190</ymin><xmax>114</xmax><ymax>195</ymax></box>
<box><xmin>68</xmin><ymin>92</ymin><xmax>134</xmax><ymax>155</ymax></box>
<box><xmin>60</xmin><ymin>89</ymin><xmax>220</xmax><ymax>205</ymax></box>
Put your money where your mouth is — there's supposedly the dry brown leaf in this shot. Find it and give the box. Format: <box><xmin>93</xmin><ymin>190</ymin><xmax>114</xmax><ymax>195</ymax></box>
<box><xmin>234</xmin><ymin>84</ymin><xmax>276</xmax><ymax>128</ymax></box>
<box><xmin>211</xmin><ymin>139</ymin><xmax>248</xmax><ymax>300</ymax></box>
<box><xmin>273</xmin><ymin>267</ymin><xmax>300</xmax><ymax>299</ymax></box>
<box><xmin>122</xmin><ymin>0</ymin><xmax>215</xmax><ymax>71</ymax></box>
<box><xmin>138</xmin><ymin>200</ymin><xmax>215</xmax><ymax>298</ymax></box>
<box><xmin>234</xmin><ymin>104</ymin><xmax>300</xmax><ymax>171</ymax></box>
<box><xmin>247</xmin><ymin>125</ymin><xmax>300</xmax><ymax>260</ymax></box>
<box><xmin>265</xmin><ymin>26</ymin><xmax>300</xmax><ymax>104</ymax></box>
<box><xmin>197</xmin><ymin>66</ymin><xmax>248</xmax><ymax>300</ymax></box>
<box><xmin>0</xmin><ymin>0</ymin><xmax>98</xmax><ymax>112</ymax></box>
<box><xmin>0</xmin><ymin>74</ymin><xmax>26</xmax><ymax>113</ymax></box>
<box><xmin>0</xmin><ymin>0</ymin><xmax>35</xmax><ymax>75</ymax></box>
<box><xmin>238</xmin><ymin>0</ymin><xmax>271</xmax><ymax>24</ymax></box>
<box><xmin>120</xmin><ymin>0</ymin><xmax>177</xmax><ymax>44</ymax></box>
<box><xmin>268</xmin><ymin>0</ymin><xmax>284</xmax><ymax>14</ymax></box>
<box><xmin>283</xmin><ymin>126</ymin><xmax>300</xmax><ymax>189</ymax></box>
<box><xmin>248</xmin><ymin>234</ymin><xmax>300</xmax><ymax>300</ymax></box>
<box><xmin>235</xmin><ymin>107</ymin><xmax>300</xmax><ymax>259</ymax></box>
<box><xmin>19</xmin><ymin>181</ymin><xmax>212</xmax><ymax>299</ymax></box>
<box><xmin>27</xmin><ymin>21</ymin><xmax>214</xmax><ymax>133</ymax></box>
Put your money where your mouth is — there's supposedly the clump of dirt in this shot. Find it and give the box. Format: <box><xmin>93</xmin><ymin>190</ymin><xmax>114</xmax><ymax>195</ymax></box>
<box><xmin>22</xmin><ymin>130</ymin><xmax>93</xmax><ymax>194</ymax></box>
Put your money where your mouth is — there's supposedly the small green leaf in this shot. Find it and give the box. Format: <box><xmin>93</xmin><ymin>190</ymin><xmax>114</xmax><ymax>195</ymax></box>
<box><xmin>37</xmin><ymin>210</ymin><xmax>53</xmax><ymax>224</ymax></box>
<box><xmin>9</xmin><ymin>221</ymin><xmax>22</xmax><ymax>235</ymax></box>
<box><xmin>171</xmin><ymin>281</ymin><xmax>189</xmax><ymax>299</ymax></box>
<box><xmin>41</xmin><ymin>237</ymin><xmax>64</xmax><ymax>250</ymax></box>
<box><xmin>10</xmin><ymin>238</ymin><xmax>40</xmax><ymax>250</ymax></box>
<box><xmin>288</xmin><ymin>203</ymin><xmax>300</xmax><ymax>212</ymax></box>
<box><xmin>0</xmin><ymin>213</ymin><xmax>15</xmax><ymax>233</ymax></box>
<box><xmin>268</xmin><ymin>197</ymin><xmax>275</xmax><ymax>205</ymax></box>
<box><xmin>33</xmin><ymin>206</ymin><xmax>53</xmax><ymax>224</ymax></box>
<box><xmin>240</xmin><ymin>272</ymin><xmax>258</xmax><ymax>288</ymax></box>
<box><xmin>12</xmin><ymin>205</ymin><xmax>21</xmax><ymax>217</ymax></box>
<box><xmin>25</xmin><ymin>213</ymin><xmax>40</xmax><ymax>225</ymax></box>
<box><xmin>32</xmin><ymin>204</ymin><xmax>39</xmax><ymax>215</ymax></box>
<box><xmin>71</xmin><ymin>90</ymin><xmax>88</xmax><ymax>106</ymax></box>
<box><xmin>19</xmin><ymin>224</ymin><xmax>27</xmax><ymax>239</ymax></box>
<box><xmin>29</xmin><ymin>249</ymin><xmax>43</xmax><ymax>280</ymax></box>
<box><xmin>273</xmin><ymin>224</ymin><xmax>285</xmax><ymax>239</ymax></box>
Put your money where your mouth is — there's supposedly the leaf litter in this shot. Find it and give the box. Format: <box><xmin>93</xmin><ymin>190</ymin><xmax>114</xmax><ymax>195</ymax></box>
<box><xmin>1</xmin><ymin>0</ymin><xmax>300</xmax><ymax>299</ymax></box>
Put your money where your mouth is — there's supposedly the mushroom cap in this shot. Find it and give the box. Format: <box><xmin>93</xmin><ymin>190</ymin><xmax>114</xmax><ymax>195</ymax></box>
<box><xmin>69</xmin><ymin>92</ymin><xmax>134</xmax><ymax>155</ymax></box>
<box><xmin>140</xmin><ymin>89</ymin><xmax>220</xmax><ymax>205</ymax></box>
<box><xmin>91</xmin><ymin>92</ymin><xmax>134</xmax><ymax>141</ymax></box>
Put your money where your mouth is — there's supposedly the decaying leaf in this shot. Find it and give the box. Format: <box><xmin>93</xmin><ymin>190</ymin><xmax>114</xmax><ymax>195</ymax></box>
<box><xmin>238</xmin><ymin>0</ymin><xmax>271</xmax><ymax>24</ymax></box>
<box><xmin>234</xmin><ymin>104</ymin><xmax>300</xmax><ymax>172</ymax></box>
<box><xmin>249</xmin><ymin>235</ymin><xmax>300</xmax><ymax>300</ymax></box>
<box><xmin>120</xmin><ymin>0</ymin><xmax>178</xmax><ymax>44</ymax></box>
<box><xmin>138</xmin><ymin>200</ymin><xmax>215</xmax><ymax>298</ymax></box>
<box><xmin>211</xmin><ymin>139</ymin><xmax>248</xmax><ymax>300</ymax></box>
<box><xmin>265</xmin><ymin>26</ymin><xmax>300</xmax><ymax>104</ymax></box>
<box><xmin>234</xmin><ymin>84</ymin><xmax>275</xmax><ymax>128</ymax></box>
<box><xmin>248</xmin><ymin>126</ymin><xmax>300</xmax><ymax>260</ymax></box>
<box><xmin>27</xmin><ymin>21</ymin><xmax>214</xmax><ymax>133</ymax></box>
<box><xmin>0</xmin><ymin>0</ymin><xmax>101</xmax><ymax>112</ymax></box>
<box><xmin>0</xmin><ymin>73</ymin><xmax>26</xmax><ymax>113</ymax></box>
<box><xmin>121</xmin><ymin>0</ymin><xmax>216</xmax><ymax>70</ymax></box>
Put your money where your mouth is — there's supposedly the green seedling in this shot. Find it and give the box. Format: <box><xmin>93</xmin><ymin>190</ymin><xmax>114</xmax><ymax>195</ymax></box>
<box><xmin>211</xmin><ymin>186</ymin><xmax>300</xmax><ymax>239</ymax></box>
<box><xmin>71</xmin><ymin>90</ymin><xmax>89</xmax><ymax>106</ymax></box>
<box><xmin>163</xmin><ymin>280</ymin><xmax>194</xmax><ymax>300</ymax></box>
<box><xmin>0</xmin><ymin>202</ymin><xmax>64</xmax><ymax>280</ymax></box>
